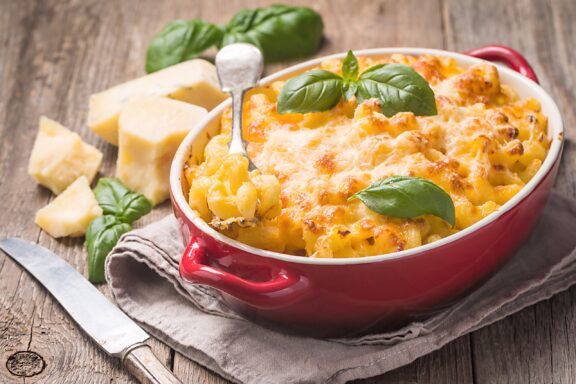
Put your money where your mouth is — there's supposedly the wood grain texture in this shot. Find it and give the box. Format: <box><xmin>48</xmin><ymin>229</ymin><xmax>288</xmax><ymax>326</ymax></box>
<box><xmin>0</xmin><ymin>1</ymin><xmax>171</xmax><ymax>383</ymax></box>
<box><xmin>444</xmin><ymin>0</ymin><xmax>576</xmax><ymax>383</ymax></box>
<box><xmin>0</xmin><ymin>0</ymin><xmax>574</xmax><ymax>383</ymax></box>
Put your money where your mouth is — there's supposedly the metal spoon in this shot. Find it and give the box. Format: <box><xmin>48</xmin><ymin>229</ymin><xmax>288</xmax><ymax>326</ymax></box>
<box><xmin>215</xmin><ymin>43</ymin><xmax>264</xmax><ymax>171</ymax></box>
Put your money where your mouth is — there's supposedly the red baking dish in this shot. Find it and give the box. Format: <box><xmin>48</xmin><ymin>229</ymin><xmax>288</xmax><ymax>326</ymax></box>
<box><xmin>171</xmin><ymin>45</ymin><xmax>564</xmax><ymax>337</ymax></box>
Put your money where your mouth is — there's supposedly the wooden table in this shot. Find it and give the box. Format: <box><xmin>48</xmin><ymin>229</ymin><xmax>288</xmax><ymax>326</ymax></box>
<box><xmin>1</xmin><ymin>0</ymin><xmax>575</xmax><ymax>382</ymax></box>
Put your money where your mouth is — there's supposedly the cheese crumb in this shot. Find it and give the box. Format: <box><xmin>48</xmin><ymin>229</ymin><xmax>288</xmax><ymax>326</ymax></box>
<box><xmin>28</xmin><ymin>117</ymin><xmax>103</xmax><ymax>194</ymax></box>
<box><xmin>35</xmin><ymin>176</ymin><xmax>103</xmax><ymax>238</ymax></box>
<box><xmin>88</xmin><ymin>59</ymin><xmax>226</xmax><ymax>145</ymax></box>
<box><xmin>117</xmin><ymin>96</ymin><xmax>208</xmax><ymax>205</ymax></box>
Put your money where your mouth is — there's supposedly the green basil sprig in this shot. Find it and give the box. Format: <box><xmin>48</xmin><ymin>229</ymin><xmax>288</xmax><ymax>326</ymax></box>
<box><xmin>342</xmin><ymin>50</ymin><xmax>359</xmax><ymax>100</ymax></box>
<box><xmin>349</xmin><ymin>176</ymin><xmax>455</xmax><ymax>226</ymax></box>
<box><xmin>356</xmin><ymin>64</ymin><xmax>437</xmax><ymax>117</ymax></box>
<box><xmin>277</xmin><ymin>51</ymin><xmax>438</xmax><ymax>117</ymax></box>
<box><xmin>222</xmin><ymin>5</ymin><xmax>323</xmax><ymax>62</ymax></box>
<box><xmin>146</xmin><ymin>20</ymin><xmax>223</xmax><ymax>74</ymax></box>
<box><xmin>146</xmin><ymin>4</ymin><xmax>323</xmax><ymax>73</ymax></box>
<box><xmin>86</xmin><ymin>178</ymin><xmax>152</xmax><ymax>283</ymax></box>
<box><xmin>277</xmin><ymin>70</ymin><xmax>343</xmax><ymax>114</ymax></box>
<box><xmin>93</xmin><ymin>178</ymin><xmax>152</xmax><ymax>223</ymax></box>
<box><xmin>86</xmin><ymin>216</ymin><xmax>131</xmax><ymax>284</ymax></box>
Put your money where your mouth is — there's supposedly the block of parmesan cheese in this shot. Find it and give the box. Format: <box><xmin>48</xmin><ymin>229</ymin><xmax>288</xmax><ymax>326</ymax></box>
<box><xmin>35</xmin><ymin>176</ymin><xmax>103</xmax><ymax>237</ymax></box>
<box><xmin>117</xmin><ymin>96</ymin><xmax>208</xmax><ymax>205</ymax></box>
<box><xmin>28</xmin><ymin>117</ymin><xmax>103</xmax><ymax>194</ymax></box>
<box><xmin>88</xmin><ymin>59</ymin><xmax>226</xmax><ymax>145</ymax></box>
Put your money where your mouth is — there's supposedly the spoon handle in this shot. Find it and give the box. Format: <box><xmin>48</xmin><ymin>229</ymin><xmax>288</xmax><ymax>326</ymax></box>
<box><xmin>228</xmin><ymin>88</ymin><xmax>257</xmax><ymax>171</ymax></box>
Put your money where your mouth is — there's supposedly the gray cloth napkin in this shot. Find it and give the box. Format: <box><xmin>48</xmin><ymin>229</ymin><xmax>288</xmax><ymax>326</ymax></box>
<box><xmin>106</xmin><ymin>192</ymin><xmax>576</xmax><ymax>384</ymax></box>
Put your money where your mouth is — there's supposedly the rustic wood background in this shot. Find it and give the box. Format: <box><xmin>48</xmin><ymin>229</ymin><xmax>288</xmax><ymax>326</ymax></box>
<box><xmin>1</xmin><ymin>0</ymin><xmax>575</xmax><ymax>383</ymax></box>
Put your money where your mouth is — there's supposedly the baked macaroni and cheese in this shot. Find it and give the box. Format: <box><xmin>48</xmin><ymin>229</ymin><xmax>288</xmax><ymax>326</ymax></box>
<box><xmin>183</xmin><ymin>54</ymin><xmax>550</xmax><ymax>258</ymax></box>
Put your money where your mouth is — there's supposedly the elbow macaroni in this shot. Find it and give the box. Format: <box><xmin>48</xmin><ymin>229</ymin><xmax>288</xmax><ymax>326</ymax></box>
<box><xmin>184</xmin><ymin>54</ymin><xmax>550</xmax><ymax>258</ymax></box>
<box><xmin>186</xmin><ymin>139</ymin><xmax>281</xmax><ymax>228</ymax></box>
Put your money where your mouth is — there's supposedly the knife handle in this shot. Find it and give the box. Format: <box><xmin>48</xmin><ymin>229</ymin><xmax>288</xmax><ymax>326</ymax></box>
<box><xmin>123</xmin><ymin>343</ymin><xmax>183</xmax><ymax>384</ymax></box>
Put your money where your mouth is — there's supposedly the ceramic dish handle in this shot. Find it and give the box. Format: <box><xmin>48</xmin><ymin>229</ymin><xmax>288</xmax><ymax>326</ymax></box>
<box><xmin>465</xmin><ymin>45</ymin><xmax>539</xmax><ymax>84</ymax></box>
<box><xmin>179</xmin><ymin>238</ymin><xmax>309</xmax><ymax>309</ymax></box>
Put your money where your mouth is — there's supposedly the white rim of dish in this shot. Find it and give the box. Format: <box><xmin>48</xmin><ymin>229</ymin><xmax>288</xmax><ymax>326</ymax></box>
<box><xmin>170</xmin><ymin>47</ymin><xmax>564</xmax><ymax>265</ymax></box>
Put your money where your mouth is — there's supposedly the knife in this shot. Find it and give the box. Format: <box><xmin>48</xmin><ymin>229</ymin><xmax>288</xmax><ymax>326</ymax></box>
<box><xmin>0</xmin><ymin>237</ymin><xmax>182</xmax><ymax>384</ymax></box>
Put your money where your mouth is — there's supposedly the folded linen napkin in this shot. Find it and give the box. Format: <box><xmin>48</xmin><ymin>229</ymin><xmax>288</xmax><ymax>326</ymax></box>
<box><xmin>106</xmin><ymin>192</ymin><xmax>576</xmax><ymax>384</ymax></box>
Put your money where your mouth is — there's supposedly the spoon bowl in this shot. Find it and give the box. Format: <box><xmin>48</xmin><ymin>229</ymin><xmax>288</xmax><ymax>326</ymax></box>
<box><xmin>216</xmin><ymin>43</ymin><xmax>264</xmax><ymax>91</ymax></box>
<box><xmin>215</xmin><ymin>43</ymin><xmax>264</xmax><ymax>171</ymax></box>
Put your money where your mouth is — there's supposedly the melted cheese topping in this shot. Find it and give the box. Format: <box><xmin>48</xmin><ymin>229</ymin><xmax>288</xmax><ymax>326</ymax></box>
<box><xmin>184</xmin><ymin>54</ymin><xmax>550</xmax><ymax>258</ymax></box>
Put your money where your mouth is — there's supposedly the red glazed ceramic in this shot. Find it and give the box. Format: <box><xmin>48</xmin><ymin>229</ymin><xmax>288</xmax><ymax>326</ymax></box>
<box><xmin>171</xmin><ymin>46</ymin><xmax>564</xmax><ymax>337</ymax></box>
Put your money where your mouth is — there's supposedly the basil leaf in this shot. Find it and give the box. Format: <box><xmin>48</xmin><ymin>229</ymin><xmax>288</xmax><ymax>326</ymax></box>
<box><xmin>93</xmin><ymin>178</ymin><xmax>130</xmax><ymax>215</ymax></box>
<box><xmin>222</xmin><ymin>4</ymin><xmax>323</xmax><ymax>62</ymax></box>
<box><xmin>356</xmin><ymin>64</ymin><xmax>437</xmax><ymax>117</ymax></box>
<box><xmin>221</xmin><ymin>9</ymin><xmax>262</xmax><ymax>49</ymax></box>
<box><xmin>343</xmin><ymin>81</ymin><xmax>358</xmax><ymax>101</ymax></box>
<box><xmin>118</xmin><ymin>192</ymin><xmax>153</xmax><ymax>224</ymax></box>
<box><xmin>86</xmin><ymin>179</ymin><xmax>151</xmax><ymax>283</ymax></box>
<box><xmin>349</xmin><ymin>176</ymin><xmax>455</xmax><ymax>226</ymax></box>
<box><xmin>277</xmin><ymin>70</ymin><xmax>343</xmax><ymax>114</ymax></box>
<box><xmin>93</xmin><ymin>178</ymin><xmax>152</xmax><ymax>224</ymax></box>
<box><xmin>342</xmin><ymin>50</ymin><xmax>359</xmax><ymax>83</ymax></box>
<box><xmin>146</xmin><ymin>20</ymin><xmax>223</xmax><ymax>73</ymax></box>
<box><xmin>85</xmin><ymin>216</ymin><xmax>131</xmax><ymax>283</ymax></box>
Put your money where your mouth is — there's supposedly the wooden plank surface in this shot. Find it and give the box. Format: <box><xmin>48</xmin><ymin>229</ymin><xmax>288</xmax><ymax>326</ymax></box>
<box><xmin>0</xmin><ymin>0</ymin><xmax>573</xmax><ymax>383</ymax></box>
<box><xmin>444</xmin><ymin>1</ymin><xmax>576</xmax><ymax>383</ymax></box>
<box><xmin>0</xmin><ymin>1</ymin><xmax>174</xmax><ymax>383</ymax></box>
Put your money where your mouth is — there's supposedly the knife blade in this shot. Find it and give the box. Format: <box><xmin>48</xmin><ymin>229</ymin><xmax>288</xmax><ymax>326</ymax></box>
<box><xmin>0</xmin><ymin>237</ymin><xmax>182</xmax><ymax>384</ymax></box>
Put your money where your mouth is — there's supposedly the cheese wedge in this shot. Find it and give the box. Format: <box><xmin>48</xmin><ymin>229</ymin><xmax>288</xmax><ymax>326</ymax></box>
<box><xmin>35</xmin><ymin>176</ymin><xmax>103</xmax><ymax>237</ymax></box>
<box><xmin>28</xmin><ymin>117</ymin><xmax>103</xmax><ymax>194</ymax></box>
<box><xmin>117</xmin><ymin>96</ymin><xmax>208</xmax><ymax>205</ymax></box>
<box><xmin>88</xmin><ymin>59</ymin><xmax>226</xmax><ymax>145</ymax></box>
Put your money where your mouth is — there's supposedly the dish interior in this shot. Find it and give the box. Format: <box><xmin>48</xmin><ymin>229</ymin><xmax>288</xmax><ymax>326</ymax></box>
<box><xmin>171</xmin><ymin>48</ymin><xmax>563</xmax><ymax>265</ymax></box>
